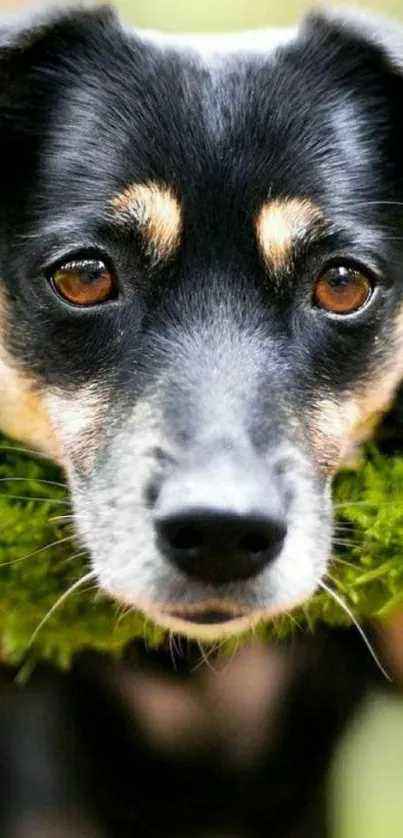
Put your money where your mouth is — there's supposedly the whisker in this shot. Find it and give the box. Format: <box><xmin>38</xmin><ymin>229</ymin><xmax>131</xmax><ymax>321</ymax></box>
<box><xmin>195</xmin><ymin>640</ymin><xmax>219</xmax><ymax>674</ymax></box>
<box><xmin>219</xmin><ymin>634</ymin><xmax>241</xmax><ymax>668</ymax></box>
<box><xmin>332</xmin><ymin>522</ymin><xmax>360</xmax><ymax>531</ymax></box>
<box><xmin>0</xmin><ymin>444</ymin><xmax>57</xmax><ymax>462</ymax></box>
<box><xmin>115</xmin><ymin>605</ymin><xmax>133</xmax><ymax>629</ymax></box>
<box><xmin>332</xmin><ymin>538</ymin><xmax>362</xmax><ymax>548</ymax></box>
<box><xmin>287</xmin><ymin>611</ymin><xmax>303</xmax><ymax>632</ymax></box>
<box><xmin>113</xmin><ymin>601</ymin><xmax>125</xmax><ymax>627</ymax></box>
<box><xmin>0</xmin><ymin>476</ymin><xmax>68</xmax><ymax>490</ymax></box>
<box><xmin>318</xmin><ymin>578</ymin><xmax>392</xmax><ymax>682</ymax></box>
<box><xmin>113</xmin><ymin>600</ymin><xmax>126</xmax><ymax>621</ymax></box>
<box><xmin>168</xmin><ymin>631</ymin><xmax>184</xmax><ymax>663</ymax></box>
<box><xmin>192</xmin><ymin>635</ymin><xmax>230</xmax><ymax>673</ymax></box>
<box><xmin>0</xmin><ymin>494</ymin><xmax>70</xmax><ymax>504</ymax></box>
<box><xmin>48</xmin><ymin>514</ymin><xmax>74</xmax><ymax>524</ymax></box>
<box><xmin>331</xmin><ymin>556</ymin><xmax>359</xmax><ymax>569</ymax></box>
<box><xmin>28</xmin><ymin>569</ymin><xmax>97</xmax><ymax>648</ymax></box>
<box><xmin>59</xmin><ymin>550</ymin><xmax>89</xmax><ymax>567</ymax></box>
<box><xmin>340</xmin><ymin>199</ymin><xmax>403</xmax><ymax>209</ymax></box>
<box><xmin>334</xmin><ymin>500</ymin><xmax>400</xmax><ymax>509</ymax></box>
<box><xmin>0</xmin><ymin>534</ymin><xmax>77</xmax><ymax>567</ymax></box>
<box><xmin>70</xmin><ymin>582</ymin><xmax>99</xmax><ymax>597</ymax></box>
<box><xmin>172</xmin><ymin>633</ymin><xmax>184</xmax><ymax>658</ymax></box>
<box><xmin>142</xmin><ymin>616</ymin><xmax>153</xmax><ymax>654</ymax></box>
<box><xmin>167</xmin><ymin>632</ymin><xmax>179</xmax><ymax>670</ymax></box>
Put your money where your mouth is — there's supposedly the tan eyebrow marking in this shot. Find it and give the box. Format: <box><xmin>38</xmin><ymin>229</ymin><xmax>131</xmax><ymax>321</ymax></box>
<box><xmin>110</xmin><ymin>182</ymin><xmax>183</xmax><ymax>263</ymax></box>
<box><xmin>256</xmin><ymin>198</ymin><xmax>324</xmax><ymax>274</ymax></box>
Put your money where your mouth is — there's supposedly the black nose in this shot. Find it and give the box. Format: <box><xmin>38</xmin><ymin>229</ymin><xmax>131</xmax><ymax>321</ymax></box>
<box><xmin>156</xmin><ymin>508</ymin><xmax>286</xmax><ymax>585</ymax></box>
<box><xmin>154</xmin><ymin>468</ymin><xmax>287</xmax><ymax>585</ymax></box>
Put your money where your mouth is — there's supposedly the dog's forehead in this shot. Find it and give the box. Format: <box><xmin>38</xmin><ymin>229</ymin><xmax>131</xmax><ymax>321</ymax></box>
<box><xmin>32</xmin><ymin>24</ymin><xmax>307</xmax><ymax>230</ymax></box>
<box><xmin>34</xmin><ymin>22</ymin><xmax>336</xmax><ymax>210</ymax></box>
<box><xmin>20</xmin><ymin>6</ymin><xmax>403</xmax><ymax>249</ymax></box>
<box><xmin>124</xmin><ymin>24</ymin><xmax>298</xmax><ymax>129</ymax></box>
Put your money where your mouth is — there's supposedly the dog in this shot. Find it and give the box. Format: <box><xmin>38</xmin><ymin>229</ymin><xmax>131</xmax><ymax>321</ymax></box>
<box><xmin>1</xmin><ymin>2</ymin><xmax>403</xmax><ymax>835</ymax></box>
<box><xmin>2</xmin><ymin>1</ymin><xmax>403</xmax><ymax>640</ymax></box>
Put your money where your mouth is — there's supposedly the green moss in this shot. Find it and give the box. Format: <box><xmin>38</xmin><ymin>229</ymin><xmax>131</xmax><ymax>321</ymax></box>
<box><xmin>1</xmin><ymin>435</ymin><xmax>403</xmax><ymax>669</ymax></box>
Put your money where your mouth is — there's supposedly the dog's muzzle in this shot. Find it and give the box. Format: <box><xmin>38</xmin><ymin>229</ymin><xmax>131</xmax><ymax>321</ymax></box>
<box><xmin>67</xmin><ymin>324</ymin><xmax>331</xmax><ymax>639</ymax></box>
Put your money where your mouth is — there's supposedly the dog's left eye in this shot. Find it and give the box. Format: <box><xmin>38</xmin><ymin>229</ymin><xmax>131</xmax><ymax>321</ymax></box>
<box><xmin>313</xmin><ymin>265</ymin><xmax>373</xmax><ymax>315</ymax></box>
<box><xmin>49</xmin><ymin>259</ymin><xmax>117</xmax><ymax>307</ymax></box>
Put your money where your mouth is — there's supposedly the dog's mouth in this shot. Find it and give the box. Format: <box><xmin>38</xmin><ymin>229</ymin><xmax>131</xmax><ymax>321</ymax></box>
<box><xmin>167</xmin><ymin>609</ymin><xmax>240</xmax><ymax>625</ymax></box>
<box><xmin>146</xmin><ymin>602</ymin><xmax>260</xmax><ymax>640</ymax></box>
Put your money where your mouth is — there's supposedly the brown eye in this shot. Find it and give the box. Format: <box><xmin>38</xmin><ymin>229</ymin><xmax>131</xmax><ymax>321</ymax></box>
<box><xmin>313</xmin><ymin>266</ymin><xmax>373</xmax><ymax>315</ymax></box>
<box><xmin>50</xmin><ymin>259</ymin><xmax>116</xmax><ymax>306</ymax></box>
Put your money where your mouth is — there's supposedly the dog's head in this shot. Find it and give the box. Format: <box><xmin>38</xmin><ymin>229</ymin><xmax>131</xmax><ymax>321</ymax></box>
<box><xmin>1</xmin><ymin>3</ymin><xmax>403</xmax><ymax>639</ymax></box>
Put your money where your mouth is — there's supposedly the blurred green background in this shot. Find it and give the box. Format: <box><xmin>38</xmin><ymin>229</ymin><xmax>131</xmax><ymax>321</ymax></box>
<box><xmin>118</xmin><ymin>0</ymin><xmax>403</xmax><ymax>30</ymax></box>
<box><xmin>3</xmin><ymin>0</ymin><xmax>403</xmax><ymax>30</ymax></box>
<box><xmin>2</xmin><ymin>0</ymin><xmax>403</xmax><ymax>836</ymax></box>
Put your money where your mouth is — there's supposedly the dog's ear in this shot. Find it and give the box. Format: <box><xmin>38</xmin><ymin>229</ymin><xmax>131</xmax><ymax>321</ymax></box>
<box><xmin>0</xmin><ymin>1</ymin><xmax>117</xmax><ymax>49</ymax></box>
<box><xmin>0</xmin><ymin>2</ymin><xmax>122</xmax><ymax>216</ymax></box>
<box><xmin>0</xmin><ymin>2</ymin><xmax>118</xmax><ymax>94</ymax></box>
<box><xmin>301</xmin><ymin>6</ymin><xmax>403</xmax><ymax>74</ymax></box>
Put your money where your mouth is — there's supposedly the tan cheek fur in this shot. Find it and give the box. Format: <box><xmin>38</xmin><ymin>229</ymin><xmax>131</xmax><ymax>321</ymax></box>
<box><xmin>0</xmin><ymin>288</ymin><xmax>60</xmax><ymax>457</ymax></box>
<box><xmin>110</xmin><ymin>181</ymin><xmax>183</xmax><ymax>263</ymax></box>
<box><xmin>0</xmin><ymin>353</ymin><xmax>106</xmax><ymax>471</ymax></box>
<box><xmin>0</xmin><ymin>351</ymin><xmax>107</xmax><ymax>472</ymax></box>
<box><xmin>256</xmin><ymin>198</ymin><xmax>323</xmax><ymax>275</ymax></box>
<box><xmin>308</xmin><ymin>307</ymin><xmax>403</xmax><ymax>473</ymax></box>
<box><xmin>0</xmin><ymin>347</ymin><xmax>61</xmax><ymax>461</ymax></box>
<box><xmin>0</xmin><ymin>292</ymin><xmax>106</xmax><ymax>466</ymax></box>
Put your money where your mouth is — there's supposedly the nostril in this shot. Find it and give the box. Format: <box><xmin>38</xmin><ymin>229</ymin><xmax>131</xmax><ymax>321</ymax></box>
<box><xmin>238</xmin><ymin>517</ymin><xmax>287</xmax><ymax>556</ymax></box>
<box><xmin>166</xmin><ymin>524</ymin><xmax>203</xmax><ymax>552</ymax></box>
<box><xmin>238</xmin><ymin>532</ymin><xmax>271</xmax><ymax>555</ymax></box>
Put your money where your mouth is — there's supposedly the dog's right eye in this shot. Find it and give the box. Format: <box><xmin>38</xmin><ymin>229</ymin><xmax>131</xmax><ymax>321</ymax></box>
<box><xmin>313</xmin><ymin>265</ymin><xmax>373</xmax><ymax>316</ymax></box>
<box><xmin>49</xmin><ymin>258</ymin><xmax>117</xmax><ymax>307</ymax></box>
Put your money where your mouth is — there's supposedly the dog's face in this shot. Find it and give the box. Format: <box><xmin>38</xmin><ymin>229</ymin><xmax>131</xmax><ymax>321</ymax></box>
<box><xmin>2</xmin><ymin>4</ymin><xmax>403</xmax><ymax>639</ymax></box>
